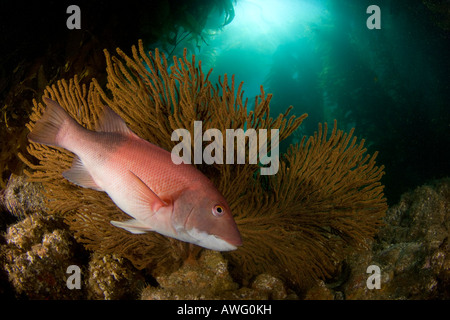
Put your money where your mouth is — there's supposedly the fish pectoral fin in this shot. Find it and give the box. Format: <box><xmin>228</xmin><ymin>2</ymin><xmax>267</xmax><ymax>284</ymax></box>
<box><xmin>110</xmin><ymin>219</ymin><xmax>152</xmax><ymax>234</ymax></box>
<box><xmin>63</xmin><ymin>156</ymin><xmax>103</xmax><ymax>191</ymax></box>
<box><xmin>127</xmin><ymin>171</ymin><xmax>168</xmax><ymax>213</ymax></box>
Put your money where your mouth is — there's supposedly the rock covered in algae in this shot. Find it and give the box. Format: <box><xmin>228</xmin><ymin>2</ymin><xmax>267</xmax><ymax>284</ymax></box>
<box><xmin>0</xmin><ymin>174</ymin><xmax>84</xmax><ymax>299</ymax></box>
<box><xmin>305</xmin><ymin>178</ymin><xmax>450</xmax><ymax>299</ymax></box>
<box><xmin>141</xmin><ymin>250</ymin><xmax>296</xmax><ymax>300</ymax></box>
<box><xmin>250</xmin><ymin>273</ymin><xmax>292</xmax><ymax>300</ymax></box>
<box><xmin>0</xmin><ymin>174</ymin><xmax>45</xmax><ymax>229</ymax></box>
<box><xmin>304</xmin><ymin>281</ymin><xmax>335</xmax><ymax>300</ymax></box>
<box><xmin>0</xmin><ymin>174</ymin><xmax>144</xmax><ymax>300</ymax></box>
<box><xmin>87</xmin><ymin>252</ymin><xmax>143</xmax><ymax>300</ymax></box>
<box><xmin>2</xmin><ymin>215</ymin><xmax>144</xmax><ymax>300</ymax></box>
<box><xmin>2</xmin><ymin>212</ymin><xmax>84</xmax><ymax>299</ymax></box>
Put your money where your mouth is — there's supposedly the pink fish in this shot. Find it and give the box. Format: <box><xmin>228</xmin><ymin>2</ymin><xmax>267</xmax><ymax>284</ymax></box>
<box><xmin>28</xmin><ymin>98</ymin><xmax>242</xmax><ymax>251</ymax></box>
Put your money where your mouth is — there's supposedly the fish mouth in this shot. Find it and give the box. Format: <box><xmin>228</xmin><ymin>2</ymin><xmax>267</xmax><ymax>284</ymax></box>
<box><xmin>206</xmin><ymin>234</ymin><xmax>239</xmax><ymax>251</ymax></box>
<box><xmin>219</xmin><ymin>235</ymin><xmax>242</xmax><ymax>250</ymax></box>
<box><xmin>186</xmin><ymin>227</ymin><xmax>239</xmax><ymax>251</ymax></box>
<box><xmin>227</xmin><ymin>235</ymin><xmax>242</xmax><ymax>247</ymax></box>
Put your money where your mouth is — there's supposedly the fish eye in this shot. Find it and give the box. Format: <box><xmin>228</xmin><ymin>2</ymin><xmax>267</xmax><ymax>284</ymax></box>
<box><xmin>212</xmin><ymin>205</ymin><xmax>225</xmax><ymax>217</ymax></box>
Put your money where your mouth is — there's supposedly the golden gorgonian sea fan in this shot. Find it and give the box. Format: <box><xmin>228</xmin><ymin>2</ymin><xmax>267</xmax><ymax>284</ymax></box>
<box><xmin>20</xmin><ymin>40</ymin><xmax>387</xmax><ymax>289</ymax></box>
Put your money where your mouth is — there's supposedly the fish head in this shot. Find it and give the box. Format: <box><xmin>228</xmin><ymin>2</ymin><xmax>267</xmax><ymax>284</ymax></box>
<box><xmin>172</xmin><ymin>187</ymin><xmax>242</xmax><ymax>251</ymax></box>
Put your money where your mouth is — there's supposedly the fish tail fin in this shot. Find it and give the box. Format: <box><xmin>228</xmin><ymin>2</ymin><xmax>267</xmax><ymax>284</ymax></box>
<box><xmin>28</xmin><ymin>98</ymin><xmax>75</xmax><ymax>147</ymax></box>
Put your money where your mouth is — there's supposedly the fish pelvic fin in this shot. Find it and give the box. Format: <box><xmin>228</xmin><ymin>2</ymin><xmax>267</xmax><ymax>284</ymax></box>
<box><xmin>110</xmin><ymin>219</ymin><xmax>152</xmax><ymax>234</ymax></box>
<box><xmin>63</xmin><ymin>156</ymin><xmax>103</xmax><ymax>191</ymax></box>
<box><xmin>96</xmin><ymin>105</ymin><xmax>134</xmax><ymax>136</ymax></box>
<box><xmin>28</xmin><ymin>98</ymin><xmax>75</xmax><ymax>147</ymax></box>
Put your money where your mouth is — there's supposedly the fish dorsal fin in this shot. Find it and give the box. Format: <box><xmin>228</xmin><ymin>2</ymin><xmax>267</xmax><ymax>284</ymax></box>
<box><xmin>127</xmin><ymin>171</ymin><xmax>168</xmax><ymax>214</ymax></box>
<box><xmin>63</xmin><ymin>156</ymin><xmax>103</xmax><ymax>191</ymax></box>
<box><xmin>96</xmin><ymin>105</ymin><xmax>133</xmax><ymax>135</ymax></box>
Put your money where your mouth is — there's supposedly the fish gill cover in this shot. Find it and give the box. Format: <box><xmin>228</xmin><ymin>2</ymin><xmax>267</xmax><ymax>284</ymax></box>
<box><xmin>19</xmin><ymin>40</ymin><xmax>387</xmax><ymax>289</ymax></box>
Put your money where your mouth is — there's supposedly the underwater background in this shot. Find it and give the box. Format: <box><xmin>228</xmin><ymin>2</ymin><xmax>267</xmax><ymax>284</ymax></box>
<box><xmin>1</xmin><ymin>0</ymin><xmax>449</xmax><ymax>204</ymax></box>
<box><xmin>0</xmin><ymin>0</ymin><xmax>449</xmax><ymax>300</ymax></box>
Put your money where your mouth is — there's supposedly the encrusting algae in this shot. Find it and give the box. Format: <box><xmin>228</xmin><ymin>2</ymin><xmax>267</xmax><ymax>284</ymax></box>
<box><xmin>19</xmin><ymin>40</ymin><xmax>387</xmax><ymax>291</ymax></box>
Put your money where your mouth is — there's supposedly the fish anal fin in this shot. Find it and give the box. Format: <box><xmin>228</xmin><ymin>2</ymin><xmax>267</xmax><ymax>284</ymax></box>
<box><xmin>110</xmin><ymin>219</ymin><xmax>151</xmax><ymax>234</ymax></box>
<box><xmin>63</xmin><ymin>156</ymin><xmax>103</xmax><ymax>191</ymax></box>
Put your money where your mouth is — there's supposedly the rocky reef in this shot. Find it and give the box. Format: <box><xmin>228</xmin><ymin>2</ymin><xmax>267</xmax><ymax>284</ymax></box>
<box><xmin>306</xmin><ymin>178</ymin><xmax>450</xmax><ymax>299</ymax></box>
<box><xmin>344</xmin><ymin>178</ymin><xmax>449</xmax><ymax>299</ymax></box>
<box><xmin>141</xmin><ymin>250</ymin><xmax>296</xmax><ymax>300</ymax></box>
<box><xmin>0</xmin><ymin>175</ymin><xmax>143</xmax><ymax>299</ymax></box>
<box><xmin>0</xmin><ymin>174</ymin><xmax>44</xmax><ymax>220</ymax></box>
<box><xmin>1</xmin><ymin>174</ymin><xmax>449</xmax><ymax>299</ymax></box>
<box><xmin>2</xmin><ymin>212</ymin><xmax>83</xmax><ymax>299</ymax></box>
